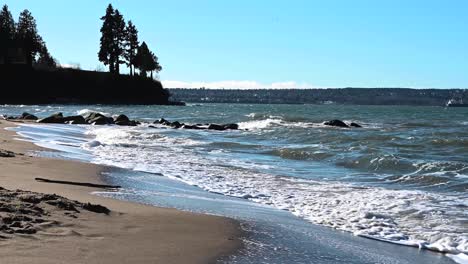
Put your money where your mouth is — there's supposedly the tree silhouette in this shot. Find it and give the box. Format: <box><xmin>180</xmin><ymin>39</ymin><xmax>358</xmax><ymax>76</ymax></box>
<box><xmin>149</xmin><ymin>52</ymin><xmax>162</xmax><ymax>79</ymax></box>
<box><xmin>36</xmin><ymin>40</ymin><xmax>57</xmax><ymax>68</ymax></box>
<box><xmin>134</xmin><ymin>41</ymin><xmax>162</xmax><ymax>79</ymax></box>
<box><xmin>98</xmin><ymin>5</ymin><xmax>126</xmax><ymax>74</ymax></box>
<box><xmin>112</xmin><ymin>9</ymin><xmax>126</xmax><ymax>74</ymax></box>
<box><xmin>0</xmin><ymin>5</ymin><xmax>16</xmax><ymax>64</ymax></box>
<box><xmin>16</xmin><ymin>10</ymin><xmax>42</xmax><ymax>66</ymax></box>
<box><xmin>124</xmin><ymin>20</ymin><xmax>139</xmax><ymax>76</ymax></box>
<box><xmin>98</xmin><ymin>4</ymin><xmax>116</xmax><ymax>73</ymax></box>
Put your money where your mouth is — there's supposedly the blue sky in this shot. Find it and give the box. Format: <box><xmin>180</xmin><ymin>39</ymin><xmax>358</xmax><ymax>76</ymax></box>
<box><xmin>3</xmin><ymin>0</ymin><xmax>468</xmax><ymax>88</ymax></box>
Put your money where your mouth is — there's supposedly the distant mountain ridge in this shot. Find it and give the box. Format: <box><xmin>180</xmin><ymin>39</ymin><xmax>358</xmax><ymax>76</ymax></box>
<box><xmin>168</xmin><ymin>88</ymin><xmax>468</xmax><ymax>106</ymax></box>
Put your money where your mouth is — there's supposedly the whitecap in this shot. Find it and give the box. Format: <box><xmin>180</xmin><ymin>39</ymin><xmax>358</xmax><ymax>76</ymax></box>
<box><xmin>77</xmin><ymin>108</ymin><xmax>110</xmax><ymax>117</ymax></box>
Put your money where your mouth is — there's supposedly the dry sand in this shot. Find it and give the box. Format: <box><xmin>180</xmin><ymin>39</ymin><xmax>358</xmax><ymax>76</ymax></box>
<box><xmin>0</xmin><ymin>120</ymin><xmax>242</xmax><ymax>264</ymax></box>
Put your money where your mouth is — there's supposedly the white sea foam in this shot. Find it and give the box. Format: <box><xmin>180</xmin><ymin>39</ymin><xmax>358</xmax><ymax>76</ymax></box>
<box><xmin>77</xmin><ymin>108</ymin><xmax>110</xmax><ymax>117</ymax></box>
<box><xmin>239</xmin><ymin>118</ymin><xmax>284</xmax><ymax>130</ymax></box>
<box><xmin>239</xmin><ymin>117</ymin><xmax>380</xmax><ymax>131</ymax></box>
<box><xmin>448</xmin><ymin>253</ymin><xmax>468</xmax><ymax>264</ymax></box>
<box><xmin>79</xmin><ymin>125</ymin><xmax>468</xmax><ymax>259</ymax></box>
<box><xmin>238</xmin><ymin>118</ymin><xmax>327</xmax><ymax>130</ymax></box>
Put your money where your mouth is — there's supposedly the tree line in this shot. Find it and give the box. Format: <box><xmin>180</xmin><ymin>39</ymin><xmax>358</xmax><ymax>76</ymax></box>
<box><xmin>168</xmin><ymin>88</ymin><xmax>468</xmax><ymax>106</ymax></box>
<box><xmin>98</xmin><ymin>4</ymin><xmax>162</xmax><ymax>78</ymax></box>
<box><xmin>0</xmin><ymin>5</ymin><xmax>56</xmax><ymax>68</ymax></box>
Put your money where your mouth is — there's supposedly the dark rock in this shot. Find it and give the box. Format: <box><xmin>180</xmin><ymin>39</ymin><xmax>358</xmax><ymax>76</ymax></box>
<box><xmin>63</xmin><ymin>115</ymin><xmax>87</xmax><ymax>125</ymax></box>
<box><xmin>156</xmin><ymin>118</ymin><xmax>238</xmax><ymax>131</ymax></box>
<box><xmin>21</xmin><ymin>112</ymin><xmax>38</xmax><ymax>120</ymax></box>
<box><xmin>223</xmin><ymin>123</ymin><xmax>239</xmax><ymax>130</ymax></box>
<box><xmin>170</xmin><ymin>121</ymin><xmax>183</xmax><ymax>128</ymax></box>
<box><xmin>350</xmin><ymin>122</ymin><xmax>362</xmax><ymax>128</ymax></box>
<box><xmin>114</xmin><ymin>115</ymin><xmax>139</xmax><ymax>126</ymax></box>
<box><xmin>114</xmin><ymin>114</ymin><xmax>130</xmax><ymax>125</ymax></box>
<box><xmin>155</xmin><ymin>118</ymin><xmax>171</xmax><ymax>126</ymax></box>
<box><xmin>208</xmin><ymin>124</ymin><xmax>225</xmax><ymax>131</ymax></box>
<box><xmin>183</xmin><ymin>125</ymin><xmax>205</xmax><ymax>130</ymax></box>
<box><xmin>324</xmin><ymin>120</ymin><xmax>349</xmax><ymax>128</ymax></box>
<box><xmin>90</xmin><ymin>116</ymin><xmax>112</xmax><ymax>125</ymax></box>
<box><xmin>37</xmin><ymin>113</ymin><xmax>65</xmax><ymax>124</ymax></box>
<box><xmin>85</xmin><ymin>112</ymin><xmax>114</xmax><ymax>125</ymax></box>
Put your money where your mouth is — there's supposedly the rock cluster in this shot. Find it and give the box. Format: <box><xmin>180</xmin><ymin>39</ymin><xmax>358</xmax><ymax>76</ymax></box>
<box><xmin>36</xmin><ymin>112</ymin><xmax>140</xmax><ymax>126</ymax></box>
<box><xmin>3</xmin><ymin>112</ymin><xmax>39</xmax><ymax>121</ymax></box>
<box><xmin>154</xmin><ymin>118</ymin><xmax>239</xmax><ymax>131</ymax></box>
<box><xmin>323</xmin><ymin>120</ymin><xmax>362</xmax><ymax>128</ymax></box>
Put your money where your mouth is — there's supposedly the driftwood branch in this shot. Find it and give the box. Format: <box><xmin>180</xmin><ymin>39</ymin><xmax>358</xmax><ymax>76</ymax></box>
<box><xmin>35</xmin><ymin>178</ymin><xmax>121</xmax><ymax>189</ymax></box>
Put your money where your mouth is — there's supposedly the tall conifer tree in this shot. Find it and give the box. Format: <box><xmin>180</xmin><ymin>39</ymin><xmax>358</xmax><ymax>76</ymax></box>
<box><xmin>98</xmin><ymin>4</ymin><xmax>116</xmax><ymax>73</ymax></box>
<box><xmin>0</xmin><ymin>5</ymin><xmax>16</xmax><ymax>64</ymax></box>
<box><xmin>124</xmin><ymin>20</ymin><xmax>139</xmax><ymax>76</ymax></box>
<box><xmin>135</xmin><ymin>42</ymin><xmax>162</xmax><ymax>79</ymax></box>
<box><xmin>16</xmin><ymin>9</ymin><xmax>41</xmax><ymax>66</ymax></box>
<box><xmin>112</xmin><ymin>9</ymin><xmax>126</xmax><ymax>74</ymax></box>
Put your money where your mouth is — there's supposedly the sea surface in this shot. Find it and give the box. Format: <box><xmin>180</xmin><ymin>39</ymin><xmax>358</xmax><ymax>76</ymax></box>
<box><xmin>2</xmin><ymin>104</ymin><xmax>467</xmax><ymax>264</ymax></box>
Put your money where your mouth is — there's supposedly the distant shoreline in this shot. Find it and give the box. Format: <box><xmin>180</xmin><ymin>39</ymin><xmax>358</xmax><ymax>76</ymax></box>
<box><xmin>168</xmin><ymin>87</ymin><xmax>468</xmax><ymax>106</ymax></box>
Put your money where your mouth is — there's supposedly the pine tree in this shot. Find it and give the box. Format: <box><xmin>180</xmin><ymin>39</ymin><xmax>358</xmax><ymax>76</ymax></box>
<box><xmin>0</xmin><ymin>5</ymin><xmax>16</xmax><ymax>64</ymax></box>
<box><xmin>112</xmin><ymin>9</ymin><xmax>126</xmax><ymax>74</ymax></box>
<box><xmin>134</xmin><ymin>41</ymin><xmax>150</xmax><ymax>77</ymax></box>
<box><xmin>134</xmin><ymin>41</ymin><xmax>162</xmax><ymax>79</ymax></box>
<box><xmin>149</xmin><ymin>52</ymin><xmax>162</xmax><ymax>79</ymax></box>
<box><xmin>124</xmin><ymin>20</ymin><xmax>139</xmax><ymax>76</ymax></box>
<box><xmin>36</xmin><ymin>40</ymin><xmax>57</xmax><ymax>68</ymax></box>
<box><xmin>16</xmin><ymin>9</ymin><xmax>42</xmax><ymax>66</ymax></box>
<box><xmin>98</xmin><ymin>5</ymin><xmax>127</xmax><ymax>74</ymax></box>
<box><xmin>98</xmin><ymin>4</ymin><xmax>116</xmax><ymax>73</ymax></box>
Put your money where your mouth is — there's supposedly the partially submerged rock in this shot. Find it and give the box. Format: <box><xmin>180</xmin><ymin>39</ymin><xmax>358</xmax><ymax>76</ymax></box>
<box><xmin>85</xmin><ymin>112</ymin><xmax>114</xmax><ymax>125</ymax></box>
<box><xmin>323</xmin><ymin>120</ymin><xmax>362</xmax><ymax>128</ymax></box>
<box><xmin>21</xmin><ymin>112</ymin><xmax>38</xmax><ymax>120</ymax></box>
<box><xmin>37</xmin><ymin>112</ymin><xmax>65</xmax><ymax>124</ymax></box>
<box><xmin>32</xmin><ymin>112</ymin><xmax>140</xmax><ymax>126</ymax></box>
<box><xmin>324</xmin><ymin>120</ymin><xmax>349</xmax><ymax>128</ymax></box>
<box><xmin>154</xmin><ymin>118</ymin><xmax>240</xmax><ymax>131</ymax></box>
<box><xmin>63</xmin><ymin>115</ymin><xmax>87</xmax><ymax>125</ymax></box>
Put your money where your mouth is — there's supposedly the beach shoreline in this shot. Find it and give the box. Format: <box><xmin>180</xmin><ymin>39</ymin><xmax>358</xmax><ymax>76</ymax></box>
<box><xmin>0</xmin><ymin>120</ymin><xmax>243</xmax><ymax>264</ymax></box>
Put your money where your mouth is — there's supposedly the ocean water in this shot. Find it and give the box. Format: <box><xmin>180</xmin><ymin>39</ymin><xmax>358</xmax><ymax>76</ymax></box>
<box><xmin>2</xmin><ymin>103</ymin><xmax>467</xmax><ymax>263</ymax></box>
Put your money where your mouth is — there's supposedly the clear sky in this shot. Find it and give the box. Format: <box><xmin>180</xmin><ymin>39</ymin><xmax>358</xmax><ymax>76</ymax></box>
<box><xmin>3</xmin><ymin>0</ymin><xmax>468</xmax><ymax>88</ymax></box>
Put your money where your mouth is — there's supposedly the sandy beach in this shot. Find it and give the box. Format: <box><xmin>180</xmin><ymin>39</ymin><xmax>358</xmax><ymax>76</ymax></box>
<box><xmin>0</xmin><ymin>120</ymin><xmax>242</xmax><ymax>264</ymax></box>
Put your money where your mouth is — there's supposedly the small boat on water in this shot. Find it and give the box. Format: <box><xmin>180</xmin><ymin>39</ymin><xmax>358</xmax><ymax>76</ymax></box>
<box><xmin>446</xmin><ymin>99</ymin><xmax>468</xmax><ymax>107</ymax></box>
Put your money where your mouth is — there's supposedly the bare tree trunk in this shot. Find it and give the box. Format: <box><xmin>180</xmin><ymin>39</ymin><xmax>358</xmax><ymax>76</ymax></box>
<box><xmin>150</xmin><ymin>70</ymin><xmax>153</xmax><ymax>79</ymax></box>
<box><xmin>115</xmin><ymin>61</ymin><xmax>120</xmax><ymax>74</ymax></box>
<box><xmin>109</xmin><ymin>58</ymin><xmax>115</xmax><ymax>73</ymax></box>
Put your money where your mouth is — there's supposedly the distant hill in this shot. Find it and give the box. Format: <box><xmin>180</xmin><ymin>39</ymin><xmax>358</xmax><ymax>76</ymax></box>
<box><xmin>168</xmin><ymin>88</ymin><xmax>468</xmax><ymax>106</ymax></box>
<box><xmin>1</xmin><ymin>66</ymin><xmax>172</xmax><ymax>105</ymax></box>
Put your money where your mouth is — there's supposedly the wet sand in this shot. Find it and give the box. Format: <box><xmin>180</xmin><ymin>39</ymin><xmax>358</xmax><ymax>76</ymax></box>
<box><xmin>0</xmin><ymin>120</ymin><xmax>242</xmax><ymax>264</ymax></box>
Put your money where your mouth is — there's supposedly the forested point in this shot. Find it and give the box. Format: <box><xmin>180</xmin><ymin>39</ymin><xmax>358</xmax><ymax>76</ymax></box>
<box><xmin>0</xmin><ymin>4</ymin><xmax>173</xmax><ymax>105</ymax></box>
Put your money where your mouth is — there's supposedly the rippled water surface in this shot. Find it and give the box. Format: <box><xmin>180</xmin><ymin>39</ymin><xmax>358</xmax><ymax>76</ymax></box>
<box><xmin>2</xmin><ymin>103</ymin><xmax>468</xmax><ymax>263</ymax></box>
